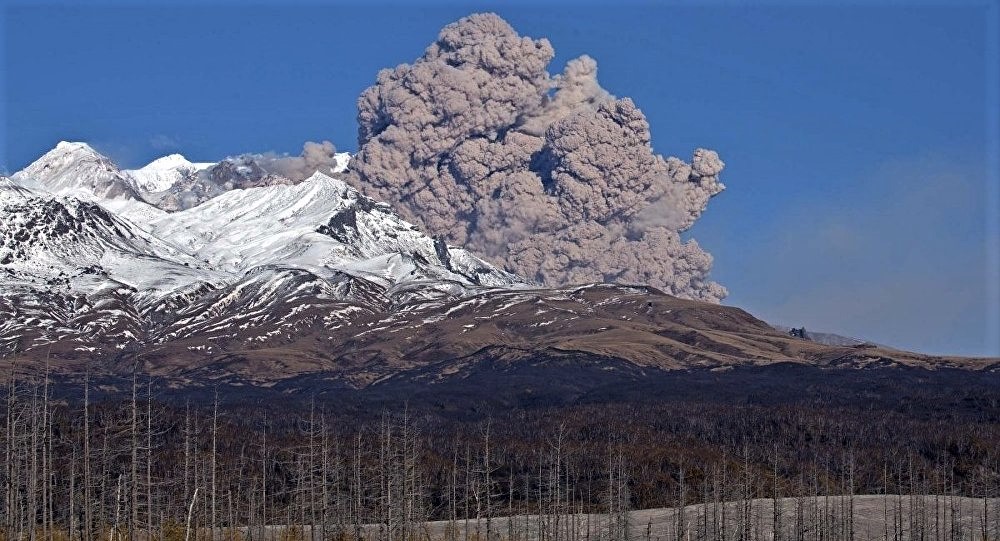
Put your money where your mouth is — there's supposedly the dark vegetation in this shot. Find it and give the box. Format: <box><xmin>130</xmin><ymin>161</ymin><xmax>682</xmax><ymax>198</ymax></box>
<box><xmin>2</xmin><ymin>362</ymin><xmax>999</xmax><ymax>540</ymax></box>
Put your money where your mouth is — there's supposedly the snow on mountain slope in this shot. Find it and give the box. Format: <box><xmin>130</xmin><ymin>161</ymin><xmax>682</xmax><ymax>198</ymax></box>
<box><xmin>0</xmin><ymin>188</ymin><xmax>222</xmax><ymax>297</ymax></box>
<box><xmin>148</xmin><ymin>172</ymin><xmax>521</xmax><ymax>288</ymax></box>
<box><xmin>11</xmin><ymin>142</ymin><xmax>205</xmax><ymax>208</ymax></box>
<box><xmin>2</xmin><ymin>143</ymin><xmax>526</xmax><ymax>357</ymax></box>
<box><xmin>11</xmin><ymin>142</ymin><xmax>352</xmax><ymax>213</ymax></box>
<box><xmin>154</xmin><ymin>267</ymin><xmax>385</xmax><ymax>346</ymax></box>
<box><xmin>7</xmin><ymin>143</ymin><xmax>518</xmax><ymax>294</ymax></box>
<box><xmin>12</xmin><ymin>142</ymin><xmax>144</xmax><ymax>202</ymax></box>
<box><xmin>1</xmin><ymin>176</ymin><xmax>33</xmax><ymax>204</ymax></box>
<box><xmin>126</xmin><ymin>154</ymin><xmax>213</xmax><ymax>193</ymax></box>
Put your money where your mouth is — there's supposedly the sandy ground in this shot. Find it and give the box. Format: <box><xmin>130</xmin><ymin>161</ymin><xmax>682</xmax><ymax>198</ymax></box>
<box><xmin>233</xmin><ymin>495</ymin><xmax>999</xmax><ymax>541</ymax></box>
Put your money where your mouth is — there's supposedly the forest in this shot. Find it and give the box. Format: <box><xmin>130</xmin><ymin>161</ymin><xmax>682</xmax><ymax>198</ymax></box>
<box><xmin>2</xmin><ymin>363</ymin><xmax>999</xmax><ymax>541</ymax></box>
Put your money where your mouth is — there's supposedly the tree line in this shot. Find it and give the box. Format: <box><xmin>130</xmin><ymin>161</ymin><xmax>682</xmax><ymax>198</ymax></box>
<box><xmin>2</xmin><ymin>365</ymin><xmax>999</xmax><ymax>541</ymax></box>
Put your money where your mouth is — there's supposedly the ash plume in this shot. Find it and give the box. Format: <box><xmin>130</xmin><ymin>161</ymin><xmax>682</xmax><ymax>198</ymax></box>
<box><xmin>348</xmin><ymin>13</ymin><xmax>727</xmax><ymax>301</ymax></box>
<box><xmin>256</xmin><ymin>140</ymin><xmax>340</xmax><ymax>181</ymax></box>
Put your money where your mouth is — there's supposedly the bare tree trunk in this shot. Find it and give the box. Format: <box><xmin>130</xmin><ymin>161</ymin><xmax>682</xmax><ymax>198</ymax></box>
<box><xmin>131</xmin><ymin>363</ymin><xmax>139</xmax><ymax>541</ymax></box>
<box><xmin>29</xmin><ymin>386</ymin><xmax>38</xmax><ymax>541</ymax></box>
<box><xmin>353</xmin><ymin>431</ymin><xmax>362</xmax><ymax>541</ymax></box>
<box><xmin>69</xmin><ymin>446</ymin><xmax>76</xmax><ymax>541</ymax></box>
<box><xmin>187</xmin><ymin>488</ymin><xmax>201</xmax><ymax>541</ymax></box>
<box><xmin>113</xmin><ymin>472</ymin><xmax>124</xmax><ymax>541</ymax></box>
<box><xmin>84</xmin><ymin>369</ymin><xmax>92</xmax><ymax>541</ymax></box>
<box><xmin>483</xmin><ymin>419</ymin><xmax>494</xmax><ymax>541</ymax></box>
<box><xmin>212</xmin><ymin>391</ymin><xmax>219</xmax><ymax>541</ymax></box>
<box><xmin>773</xmin><ymin>447</ymin><xmax>782</xmax><ymax>541</ymax></box>
<box><xmin>147</xmin><ymin>377</ymin><xmax>154</xmax><ymax>541</ymax></box>
<box><xmin>41</xmin><ymin>358</ymin><xmax>49</xmax><ymax>541</ymax></box>
<box><xmin>321</xmin><ymin>413</ymin><xmax>329</xmax><ymax>541</ymax></box>
<box><xmin>263</xmin><ymin>413</ymin><xmax>268</xmax><ymax>541</ymax></box>
<box><xmin>450</xmin><ymin>444</ymin><xmax>458</xmax><ymax>541</ymax></box>
<box><xmin>3</xmin><ymin>354</ymin><xmax>14</xmax><ymax>538</ymax></box>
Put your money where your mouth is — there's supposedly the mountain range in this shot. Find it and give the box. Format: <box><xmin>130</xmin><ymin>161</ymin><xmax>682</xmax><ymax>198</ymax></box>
<box><xmin>2</xmin><ymin>142</ymin><xmax>995</xmax><ymax>393</ymax></box>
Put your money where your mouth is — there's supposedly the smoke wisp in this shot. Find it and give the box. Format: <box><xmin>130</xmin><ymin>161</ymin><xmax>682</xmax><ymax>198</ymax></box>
<box><xmin>348</xmin><ymin>13</ymin><xmax>727</xmax><ymax>301</ymax></box>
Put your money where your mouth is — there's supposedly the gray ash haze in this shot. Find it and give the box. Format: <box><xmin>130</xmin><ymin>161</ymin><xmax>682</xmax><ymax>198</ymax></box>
<box><xmin>255</xmin><ymin>140</ymin><xmax>339</xmax><ymax>182</ymax></box>
<box><xmin>347</xmin><ymin>13</ymin><xmax>727</xmax><ymax>302</ymax></box>
<box><xmin>219</xmin><ymin>141</ymin><xmax>341</xmax><ymax>184</ymax></box>
<box><xmin>149</xmin><ymin>141</ymin><xmax>341</xmax><ymax>211</ymax></box>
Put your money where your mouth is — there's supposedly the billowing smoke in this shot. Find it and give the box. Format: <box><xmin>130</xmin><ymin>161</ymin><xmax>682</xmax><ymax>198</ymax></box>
<box><xmin>347</xmin><ymin>13</ymin><xmax>727</xmax><ymax>301</ymax></box>
<box><xmin>255</xmin><ymin>140</ymin><xmax>340</xmax><ymax>181</ymax></box>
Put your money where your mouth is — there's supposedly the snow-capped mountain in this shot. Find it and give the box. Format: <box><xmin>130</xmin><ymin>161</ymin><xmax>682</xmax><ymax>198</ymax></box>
<box><xmin>1</xmin><ymin>142</ymin><xmax>521</xmax><ymax>361</ymax></box>
<box><xmin>3</xmin><ymin>143</ymin><xmax>988</xmax><ymax>386</ymax></box>
<box><xmin>12</xmin><ymin>141</ymin><xmax>353</xmax><ymax>211</ymax></box>
<box><xmin>12</xmin><ymin>142</ymin><xmax>144</xmax><ymax>202</ymax></box>
<box><xmin>126</xmin><ymin>154</ymin><xmax>214</xmax><ymax>193</ymax></box>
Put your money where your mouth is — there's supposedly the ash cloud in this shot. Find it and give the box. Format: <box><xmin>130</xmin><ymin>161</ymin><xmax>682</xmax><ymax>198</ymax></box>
<box><xmin>255</xmin><ymin>140</ymin><xmax>340</xmax><ymax>181</ymax></box>
<box><xmin>347</xmin><ymin>13</ymin><xmax>727</xmax><ymax>301</ymax></box>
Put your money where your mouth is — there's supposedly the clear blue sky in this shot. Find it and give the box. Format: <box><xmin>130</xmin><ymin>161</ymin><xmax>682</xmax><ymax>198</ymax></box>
<box><xmin>3</xmin><ymin>1</ymin><xmax>998</xmax><ymax>356</ymax></box>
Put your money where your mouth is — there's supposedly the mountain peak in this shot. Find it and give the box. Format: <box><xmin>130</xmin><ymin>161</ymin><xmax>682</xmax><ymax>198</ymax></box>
<box><xmin>53</xmin><ymin>140</ymin><xmax>101</xmax><ymax>155</ymax></box>
<box><xmin>13</xmin><ymin>141</ymin><xmax>142</xmax><ymax>202</ymax></box>
<box><xmin>141</xmin><ymin>153</ymin><xmax>195</xmax><ymax>171</ymax></box>
<box><xmin>29</xmin><ymin>141</ymin><xmax>112</xmax><ymax>171</ymax></box>
<box><xmin>127</xmin><ymin>153</ymin><xmax>213</xmax><ymax>193</ymax></box>
<box><xmin>43</xmin><ymin>141</ymin><xmax>114</xmax><ymax>166</ymax></box>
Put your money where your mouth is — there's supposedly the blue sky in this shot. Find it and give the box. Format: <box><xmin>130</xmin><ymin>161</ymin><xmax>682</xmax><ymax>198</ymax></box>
<box><xmin>3</xmin><ymin>1</ymin><xmax>998</xmax><ymax>356</ymax></box>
